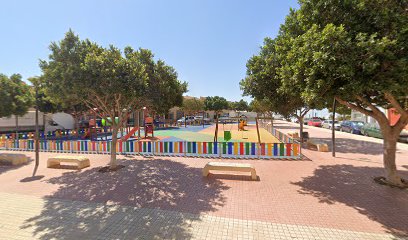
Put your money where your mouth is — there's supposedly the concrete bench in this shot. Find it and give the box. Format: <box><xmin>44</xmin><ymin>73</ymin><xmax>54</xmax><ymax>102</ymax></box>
<box><xmin>307</xmin><ymin>139</ymin><xmax>329</xmax><ymax>152</ymax></box>
<box><xmin>0</xmin><ymin>153</ymin><xmax>28</xmax><ymax>165</ymax></box>
<box><xmin>203</xmin><ymin>162</ymin><xmax>257</xmax><ymax>180</ymax></box>
<box><xmin>47</xmin><ymin>155</ymin><xmax>90</xmax><ymax>169</ymax></box>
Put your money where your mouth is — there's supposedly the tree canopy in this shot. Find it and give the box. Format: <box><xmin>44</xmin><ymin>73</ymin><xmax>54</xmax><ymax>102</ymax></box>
<box><xmin>182</xmin><ymin>98</ymin><xmax>204</xmax><ymax>115</ymax></box>
<box><xmin>229</xmin><ymin>99</ymin><xmax>249</xmax><ymax>112</ymax></box>
<box><xmin>40</xmin><ymin>30</ymin><xmax>187</xmax><ymax>169</ymax></box>
<box><xmin>204</xmin><ymin>96</ymin><xmax>229</xmax><ymax>113</ymax></box>
<box><xmin>242</xmin><ymin>0</ymin><xmax>408</xmax><ymax>186</ymax></box>
<box><xmin>0</xmin><ymin>74</ymin><xmax>33</xmax><ymax>118</ymax></box>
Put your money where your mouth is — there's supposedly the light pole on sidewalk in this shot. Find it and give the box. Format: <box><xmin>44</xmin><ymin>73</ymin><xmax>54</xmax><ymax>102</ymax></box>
<box><xmin>33</xmin><ymin>84</ymin><xmax>40</xmax><ymax>176</ymax></box>
<box><xmin>332</xmin><ymin>98</ymin><xmax>336</xmax><ymax>157</ymax></box>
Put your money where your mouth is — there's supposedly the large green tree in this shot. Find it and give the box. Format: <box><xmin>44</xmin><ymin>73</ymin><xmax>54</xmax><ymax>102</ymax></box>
<box><xmin>230</xmin><ymin>99</ymin><xmax>249</xmax><ymax>112</ymax></box>
<box><xmin>39</xmin><ymin>30</ymin><xmax>93</xmax><ymax>129</ymax></box>
<box><xmin>204</xmin><ymin>96</ymin><xmax>229</xmax><ymax>142</ymax></box>
<box><xmin>240</xmin><ymin>37</ymin><xmax>322</xmax><ymax>141</ymax></box>
<box><xmin>135</xmin><ymin>48</ymin><xmax>187</xmax><ymax>115</ymax></box>
<box><xmin>0</xmin><ymin>74</ymin><xmax>33</xmax><ymax>136</ymax></box>
<box><xmin>272</xmin><ymin>0</ymin><xmax>408</xmax><ymax>186</ymax></box>
<box><xmin>40</xmin><ymin>30</ymin><xmax>185</xmax><ymax>169</ymax></box>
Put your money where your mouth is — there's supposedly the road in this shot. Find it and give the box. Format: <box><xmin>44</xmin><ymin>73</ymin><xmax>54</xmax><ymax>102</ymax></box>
<box><xmin>272</xmin><ymin>120</ymin><xmax>408</xmax><ymax>168</ymax></box>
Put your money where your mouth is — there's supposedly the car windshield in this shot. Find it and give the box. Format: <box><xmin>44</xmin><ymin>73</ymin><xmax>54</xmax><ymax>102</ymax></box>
<box><xmin>352</xmin><ymin>122</ymin><xmax>364</xmax><ymax>126</ymax></box>
<box><xmin>313</xmin><ymin>119</ymin><xmax>321</xmax><ymax>122</ymax></box>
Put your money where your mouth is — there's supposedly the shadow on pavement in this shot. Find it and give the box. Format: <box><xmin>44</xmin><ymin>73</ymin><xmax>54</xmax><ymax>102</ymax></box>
<box><xmin>0</xmin><ymin>156</ymin><xmax>32</xmax><ymax>175</ymax></box>
<box><xmin>293</xmin><ymin>164</ymin><xmax>408</xmax><ymax>238</ymax></box>
<box><xmin>21</xmin><ymin>158</ymin><xmax>229</xmax><ymax>239</ymax></box>
<box><xmin>308</xmin><ymin>137</ymin><xmax>385</xmax><ymax>155</ymax></box>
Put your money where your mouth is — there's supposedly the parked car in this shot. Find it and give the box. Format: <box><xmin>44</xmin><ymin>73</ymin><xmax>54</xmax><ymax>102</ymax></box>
<box><xmin>307</xmin><ymin>119</ymin><xmax>322</xmax><ymax>127</ymax></box>
<box><xmin>340</xmin><ymin>121</ymin><xmax>364</xmax><ymax>134</ymax></box>
<box><xmin>322</xmin><ymin>120</ymin><xmax>341</xmax><ymax>130</ymax></box>
<box><xmin>219</xmin><ymin>115</ymin><xmax>233</xmax><ymax>124</ymax></box>
<box><xmin>194</xmin><ymin>116</ymin><xmax>211</xmax><ymax>124</ymax></box>
<box><xmin>361</xmin><ymin>123</ymin><xmax>408</xmax><ymax>143</ymax></box>
<box><xmin>177</xmin><ymin>116</ymin><xmax>195</xmax><ymax>124</ymax></box>
<box><xmin>303</xmin><ymin>118</ymin><xmax>310</xmax><ymax>125</ymax></box>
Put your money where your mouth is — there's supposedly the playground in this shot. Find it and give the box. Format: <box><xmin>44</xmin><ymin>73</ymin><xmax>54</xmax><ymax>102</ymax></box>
<box><xmin>1</xmin><ymin>121</ymin><xmax>280</xmax><ymax>144</ymax></box>
<box><xmin>154</xmin><ymin>123</ymin><xmax>280</xmax><ymax>143</ymax></box>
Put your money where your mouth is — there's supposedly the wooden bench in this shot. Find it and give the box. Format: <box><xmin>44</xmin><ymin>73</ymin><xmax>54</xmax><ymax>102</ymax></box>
<box><xmin>203</xmin><ymin>162</ymin><xmax>257</xmax><ymax>180</ymax></box>
<box><xmin>307</xmin><ymin>139</ymin><xmax>329</xmax><ymax>152</ymax></box>
<box><xmin>0</xmin><ymin>153</ymin><xmax>28</xmax><ymax>166</ymax></box>
<box><xmin>47</xmin><ymin>155</ymin><xmax>90</xmax><ymax>169</ymax></box>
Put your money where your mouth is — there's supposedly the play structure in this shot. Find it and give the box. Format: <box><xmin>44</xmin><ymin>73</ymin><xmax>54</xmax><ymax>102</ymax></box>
<box><xmin>144</xmin><ymin>117</ymin><xmax>154</xmax><ymax>138</ymax></box>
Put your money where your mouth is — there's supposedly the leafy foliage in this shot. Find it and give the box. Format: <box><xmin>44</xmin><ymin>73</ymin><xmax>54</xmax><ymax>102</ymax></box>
<box><xmin>40</xmin><ymin>30</ymin><xmax>186</xmax><ymax>168</ymax></box>
<box><xmin>182</xmin><ymin>98</ymin><xmax>204</xmax><ymax>114</ymax></box>
<box><xmin>204</xmin><ymin>96</ymin><xmax>229</xmax><ymax>113</ymax></box>
<box><xmin>0</xmin><ymin>74</ymin><xmax>33</xmax><ymax>118</ymax></box>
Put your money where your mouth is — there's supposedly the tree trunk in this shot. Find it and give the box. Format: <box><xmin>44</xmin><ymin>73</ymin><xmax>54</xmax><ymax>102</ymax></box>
<box><xmin>382</xmin><ymin>130</ymin><xmax>404</xmax><ymax>186</ymax></box>
<box><xmin>73</xmin><ymin>114</ymin><xmax>79</xmax><ymax>136</ymax></box>
<box><xmin>298</xmin><ymin>116</ymin><xmax>304</xmax><ymax>143</ymax></box>
<box><xmin>15</xmin><ymin>116</ymin><xmax>19</xmax><ymax>141</ymax></box>
<box><xmin>214</xmin><ymin>113</ymin><xmax>219</xmax><ymax>142</ymax></box>
<box><xmin>110</xmin><ymin>126</ymin><xmax>119</xmax><ymax>169</ymax></box>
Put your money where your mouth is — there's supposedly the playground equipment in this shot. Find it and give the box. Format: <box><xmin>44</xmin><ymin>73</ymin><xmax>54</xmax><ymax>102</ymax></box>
<box><xmin>238</xmin><ymin>120</ymin><xmax>246</xmax><ymax>131</ymax></box>
<box><xmin>223</xmin><ymin>121</ymin><xmax>234</xmax><ymax>141</ymax></box>
<box><xmin>144</xmin><ymin>117</ymin><xmax>154</xmax><ymax>138</ymax></box>
<box><xmin>119</xmin><ymin>127</ymin><xmax>139</xmax><ymax>142</ymax></box>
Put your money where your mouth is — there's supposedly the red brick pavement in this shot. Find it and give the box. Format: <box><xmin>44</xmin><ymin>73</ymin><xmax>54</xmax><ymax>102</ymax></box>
<box><xmin>0</xmin><ymin>139</ymin><xmax>407</xmax><ymax>237</ymax></box>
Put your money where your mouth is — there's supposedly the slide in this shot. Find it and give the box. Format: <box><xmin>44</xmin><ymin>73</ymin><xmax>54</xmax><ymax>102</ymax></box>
<box><xmin>81</xmin><ymin>131</ymin><xmax>90</xmax><ymax>139</ymax></box>
<box><xmin>120</xmin><ymin>127</ymin><xmax>139</xmax><ymax>142</ymax></box>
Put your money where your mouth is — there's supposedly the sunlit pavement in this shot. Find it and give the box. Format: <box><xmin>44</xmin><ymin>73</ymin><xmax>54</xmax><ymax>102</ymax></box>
<box><xmin>0</xmin><ymin>145</ymin><xmax>407</xmax><ymax>239</ymax></box>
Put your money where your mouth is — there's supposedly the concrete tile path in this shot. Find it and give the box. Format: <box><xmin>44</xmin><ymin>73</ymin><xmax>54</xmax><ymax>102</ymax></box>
<box><xmin>0</xmin><ymin>192</ymin><xmax>403</xmax><ymax>240</ymax></box>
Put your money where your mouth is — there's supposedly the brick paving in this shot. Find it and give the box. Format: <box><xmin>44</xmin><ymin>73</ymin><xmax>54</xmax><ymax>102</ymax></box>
<box><xmin>0</xmin><ymin>192</ymin><xmax>403</xmax><ymax>240</ymax></box>
<box><xmin>1</xmin><ymin>125</ymin><xmax>408</xmax><ymax>239</ymax></box>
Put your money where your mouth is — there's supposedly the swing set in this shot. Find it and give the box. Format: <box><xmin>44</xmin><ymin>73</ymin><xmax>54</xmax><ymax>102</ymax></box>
<box><xmin>221</xmin><ymin>117</ymin><xmax>261</xmax><ymax>143</ymax></box>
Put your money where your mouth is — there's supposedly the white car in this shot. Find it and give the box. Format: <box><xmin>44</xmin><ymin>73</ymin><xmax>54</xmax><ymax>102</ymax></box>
<box><xmin>194</xmin><ymin>116</ymin><xmax>211</xmax><ymax>124</ymax></box>
<box><xmin>177</xmin><ymin>116</ymin><xmax>195</xmax><ymax>124</ymax></box>
<box><xmin>322</xmin><ymin>120</ymin><xmax>341</xmax><ymax>130</ymax></box>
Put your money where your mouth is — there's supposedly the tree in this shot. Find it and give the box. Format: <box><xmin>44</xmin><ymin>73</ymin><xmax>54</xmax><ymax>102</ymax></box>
<box><xmin>135</xmin><ymin>48</ymin><xmax>187</xmax><ymax>116</ymax></box>
<box><xmin>0</xmin><ymin>74</ymin><xmax>33</xmax><ymax>137</ymax></box>
<box><xmin>240</xmin><ymin>37</ymin><xmax>323</xmax><ymax>142</ymax></box>
<box><xmin>29</xmin><ymin>76</ymin><xmax>62</xmax><ymax>114</ymax></box>
<box><xmin>275</xmin><ymin>0</ymin><xmax>408</xmax><ymax>186</ymax></box>
<box><xmin>39</xmin><ymin>29</ymin><xmax>93</xmax><ymax>130</ymax></box>
<box><xmin>204</xmin><ymin>96</ymin><xmax>229</xmax><ymax>142</ymax></box>
<box><xmin>182</xmin><ymin>98</ymin><xmax>204</xmax><ymax>126</ymax></box>
<box><xmin>230</xmin><ymin>99</ymin><xmax>249</xmax><ymax>112</ymax></box>
<box><xmin>41</xmin><ymin>30</ymin><xmax>183</xmax><ymax>170</ymax></box>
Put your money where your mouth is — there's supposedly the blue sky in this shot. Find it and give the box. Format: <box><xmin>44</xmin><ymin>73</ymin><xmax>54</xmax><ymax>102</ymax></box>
<box><xmin>0</xmin><ymin>0</ymin><xmax>299</xmax><ymax>102</ymax></box>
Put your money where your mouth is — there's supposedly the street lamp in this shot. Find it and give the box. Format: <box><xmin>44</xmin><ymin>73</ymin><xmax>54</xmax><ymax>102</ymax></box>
<box><xmin>33</xmin><ymin>84</ymin><xmax>40</xmax><ymax>176</ymax></box>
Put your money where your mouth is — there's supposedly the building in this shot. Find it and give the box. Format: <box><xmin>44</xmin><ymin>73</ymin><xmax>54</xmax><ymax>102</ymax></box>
<box><xmin>0</xmin><ymin>109</ymin><xmax>74</xmax><ymax>133</ymax></box>
<box><xmin>351</xmin><ymin>108</ymin><xmax>408</xmax><ymax>130</ymax></box>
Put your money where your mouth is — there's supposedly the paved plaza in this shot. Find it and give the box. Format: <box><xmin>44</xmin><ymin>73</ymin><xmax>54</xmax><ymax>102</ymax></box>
<box><xmin>0</xmin><ymin>123</ymin><xmax>407</xmax><ymax>239</ymax></box>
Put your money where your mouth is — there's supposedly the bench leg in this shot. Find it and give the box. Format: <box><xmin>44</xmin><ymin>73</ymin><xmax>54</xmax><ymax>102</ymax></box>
<box><xmin>251</xmin><ymin>170</ymin><xmax>257</xmax><ymax>180</ymax></box>
<box><xmin>203</xmin><ymin>167</ymin><xmax>210</xmax><ymax>177</ymax></box>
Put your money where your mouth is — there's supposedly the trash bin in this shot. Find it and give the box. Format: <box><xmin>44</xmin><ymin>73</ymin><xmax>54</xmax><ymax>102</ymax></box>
<box><xmin>301</xmin><ymin>132</ymin><xmax>309</xmax><ymax>142</ymax></box>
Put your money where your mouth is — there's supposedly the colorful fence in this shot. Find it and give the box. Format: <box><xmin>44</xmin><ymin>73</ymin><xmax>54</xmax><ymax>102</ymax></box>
<box><xmin>0</xmin><ymin>139</ymin><xmax>300</xmax><ymax>159</ymax></box>
<box><xmin>260</xmin><ymin>121</ymin><xmax>299</xmax><ymax>143</ymax></box>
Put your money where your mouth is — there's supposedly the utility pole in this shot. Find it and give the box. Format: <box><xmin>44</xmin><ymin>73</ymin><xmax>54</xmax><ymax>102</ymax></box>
<box><xmin>332</xmin><ymin>98</ymin><xmax>336</xmax><ymax>157</ymax></box>
<box><xmin>33</xmin><ymin>85</ymin><xmax>40</xmax><ymax>176</ymax></box>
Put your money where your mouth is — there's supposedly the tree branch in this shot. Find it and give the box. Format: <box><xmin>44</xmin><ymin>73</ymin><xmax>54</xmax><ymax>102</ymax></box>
<box><xmin>384</xmin><ymin>92</ymin><xmax>408</xmax><ymax>119</ymax></box>
<box><xmin>335</xmin><ymin>96</ymin><xmax>377</xmax><ymax>118</ymax></box>
<box><xmin>356</xmin><ymin>96</ymin><xmax>388</xmax><ymax>124</ymax></box>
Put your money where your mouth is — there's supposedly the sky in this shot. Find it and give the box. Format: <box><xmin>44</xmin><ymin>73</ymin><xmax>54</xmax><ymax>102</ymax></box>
<box><xmin>0</xmin><ymin>0</ymin><xmax>301</xmax><ymax>103</ymax></box>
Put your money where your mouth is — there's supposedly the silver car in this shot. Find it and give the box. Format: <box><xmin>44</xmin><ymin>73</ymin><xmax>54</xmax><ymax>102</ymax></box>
<box><xmin>322</xmin><ymin>120</ymin><xmax>341</xmax><ymax>130</ymax></box>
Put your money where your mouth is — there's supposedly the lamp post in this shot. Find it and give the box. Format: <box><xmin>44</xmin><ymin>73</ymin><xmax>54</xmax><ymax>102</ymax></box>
<box><xmin>332</xmin><ymin>98</ymin><xmax>336</xmax><ymax>157</ymax></box>
<box><xmin>33</xmin><ymin>84</ymin><xmax>40</xmax><ymax>176</ymax></box>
